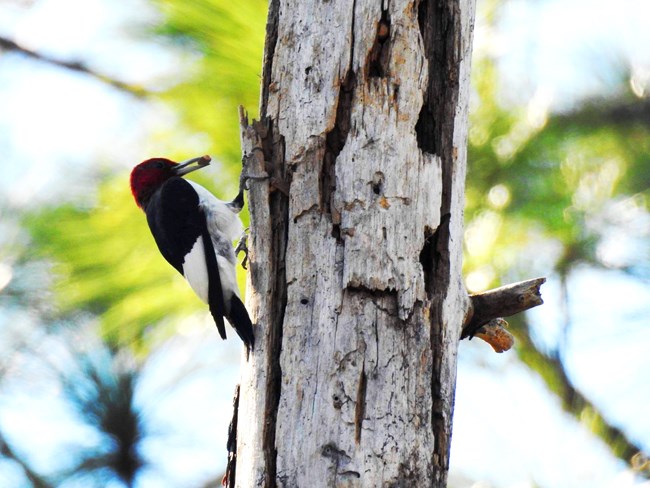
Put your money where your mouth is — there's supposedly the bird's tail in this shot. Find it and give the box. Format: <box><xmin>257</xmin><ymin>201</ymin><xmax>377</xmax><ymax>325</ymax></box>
<box><xmin>227</xmin><ymin>295</ymin><xmax>255</xmax><ymax>354</ymax></box>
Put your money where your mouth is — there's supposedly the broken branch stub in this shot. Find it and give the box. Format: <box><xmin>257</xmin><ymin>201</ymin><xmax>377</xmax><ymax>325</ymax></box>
<box><xmin>461</xmin><ymin>277</ymin><xmax>546</xmax><ymax>342</ymax></box>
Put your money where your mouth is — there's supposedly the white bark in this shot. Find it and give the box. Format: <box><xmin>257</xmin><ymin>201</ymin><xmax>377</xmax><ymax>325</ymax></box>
<box><xmin>236</xmin><ymin>0</ymin><xmax>476</xmax><ymax>486</ymax></box>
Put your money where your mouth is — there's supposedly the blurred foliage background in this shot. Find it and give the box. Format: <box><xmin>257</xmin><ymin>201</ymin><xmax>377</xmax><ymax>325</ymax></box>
<box><xmin>0</xmin><ymin>0</ymin><xmax>648</xmax><ymax>486</ymax></box>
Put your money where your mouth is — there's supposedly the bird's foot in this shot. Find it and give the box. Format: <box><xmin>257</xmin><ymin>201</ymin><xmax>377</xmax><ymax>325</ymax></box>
<box><xmin>228</xmin><ymin>170</ymin><xmax>270</xmax><ymax>212</ymax></box>
<box><xmin>235</xmin><ymin>228</ymin><xmax>250</xmax><ymax>270</ymax></box>
<box><xmin>240</xmin><ymin>170</ymin><xmax>270</xmax><ymax>191</ymax></box>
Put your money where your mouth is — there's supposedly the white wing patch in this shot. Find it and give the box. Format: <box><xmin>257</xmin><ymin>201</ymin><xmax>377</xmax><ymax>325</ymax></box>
<box><xmin>186</xmin><ymin>180</ymin><xmax>243</xmax><ymax>242</ymax></box>
<box><xmin>182</xmin><ymin>236</ymin><xmax>209</xmax><ymax>303</ymax></box>
<box><xmin>217</xmin><ymin>255</ymin><xmax>240</xmax><ymax>299</ymax></box>
<box><xmin>181</xmin><ymin>181</ymin><xmax>243</xmax><ymax>308</ymax></box>
<box><xmin>182</xmin><ymin>236</ymin><xmax>240</xmax><ymax>305</ymax></box>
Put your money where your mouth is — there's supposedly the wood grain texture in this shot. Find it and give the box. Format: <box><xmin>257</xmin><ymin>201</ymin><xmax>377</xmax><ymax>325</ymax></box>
<box><xmin>236</xmin><ymin>0</ymin><xmax>477</xmax><ymax>486</ymax></box>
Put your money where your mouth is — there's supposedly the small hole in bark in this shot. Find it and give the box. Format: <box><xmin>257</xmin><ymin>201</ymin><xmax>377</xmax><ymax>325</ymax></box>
<box><xmin>332</xmin><ymin>394</ymin><xmax>343</xmax><ymax>409</ymax></box>
<box><xmin>300</xmin><ymin>298</ymin><xmax>309</xmax><ymax>305</ymax></box>
<box><xmin>372</xmin><ymin>171</ymin><xmax>384</xmax><ymax>195</ymax></box>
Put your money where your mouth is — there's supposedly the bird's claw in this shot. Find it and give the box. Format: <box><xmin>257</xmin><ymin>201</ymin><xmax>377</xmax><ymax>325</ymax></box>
<box><xmin>240</xmin><ymin>170</ymin><xmax>270</xmax><ymax>191</ymax></box>
<box><xmin>235</xmin><ymin>229</ymin><xmax>250</xmax><ymax>270</ymax></box>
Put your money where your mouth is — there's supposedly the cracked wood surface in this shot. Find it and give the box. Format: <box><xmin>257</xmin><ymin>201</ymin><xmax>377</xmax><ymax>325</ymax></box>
<box><xmin>236</xmin><ymin>0</ymin><xmax>476</xmax><ymax>486</ymax></box>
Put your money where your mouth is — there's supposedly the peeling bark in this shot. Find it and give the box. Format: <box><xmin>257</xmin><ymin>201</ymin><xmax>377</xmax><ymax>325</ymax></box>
<box><xmin>236</xmin><ymin>112</ymin><xmax>288</xmax><ymax>487</ymax></box>
<box><xmin>237</xmin><ymin>0</ymin><xmax>477</xmax><ymax>486</ymax></box>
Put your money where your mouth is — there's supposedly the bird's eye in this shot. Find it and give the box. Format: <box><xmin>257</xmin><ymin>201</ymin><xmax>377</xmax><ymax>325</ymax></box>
<box><xmin>154</xmin><ymin>161</ymin><xmax>165</xmax><ymax>169</ymax></box>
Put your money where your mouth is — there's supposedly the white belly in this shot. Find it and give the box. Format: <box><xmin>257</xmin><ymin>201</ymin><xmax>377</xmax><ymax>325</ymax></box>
<box><xmin>182</xmin><ymin>235</ymin><xmax>240</xmax><ymax>306</ymax></box>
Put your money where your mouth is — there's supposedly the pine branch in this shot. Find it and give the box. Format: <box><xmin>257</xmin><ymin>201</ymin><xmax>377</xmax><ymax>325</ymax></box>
<box><xmin>0</xmin><ymin>35</ymin><xmax>148</xmax><ymax>98</ymax></box>
<box><xmin>514</xmin><ymin>316</ymin><xmax>649</xmax><ymax>478</ymax></box>
<box><xmin>552</xmin><ymin>97</ymin><xmax>650</xmax><ymax>129</ymax></box>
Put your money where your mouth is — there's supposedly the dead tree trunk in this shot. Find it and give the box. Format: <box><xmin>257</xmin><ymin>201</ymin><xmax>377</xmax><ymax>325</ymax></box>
<box><xmin>236</xmin><ymin>0</ymin><xmax>477</xmax><ymax>486</ymax></box>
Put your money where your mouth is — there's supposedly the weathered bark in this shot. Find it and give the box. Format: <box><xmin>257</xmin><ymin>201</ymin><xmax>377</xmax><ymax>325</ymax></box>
<box><xmin>237</xmin><ymin>0</ymin><xmax>476</xmax><ymax>486</ymax></box>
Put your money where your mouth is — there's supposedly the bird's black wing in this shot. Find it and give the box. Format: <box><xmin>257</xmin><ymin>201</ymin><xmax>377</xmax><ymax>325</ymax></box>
<box><xmin>145</xmin><ymin>177</ymin><xmax>227</xmax><ymax>339</ymax></box>
<box><xmin>227</xmin><ymin>294</ymin><xmax>255</xmax><ymax>352</ymax></box>
<box><xmin>145</xmin><ymin>177</ymin><xmax>201</xmax><ymax>274</ymax></box>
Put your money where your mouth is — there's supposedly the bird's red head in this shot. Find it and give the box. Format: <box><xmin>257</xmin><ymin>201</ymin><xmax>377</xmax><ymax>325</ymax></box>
<box><xmin>130</xmin><ymin>155</ymin><xmax>211</xmax><ymax>209</ymax></box>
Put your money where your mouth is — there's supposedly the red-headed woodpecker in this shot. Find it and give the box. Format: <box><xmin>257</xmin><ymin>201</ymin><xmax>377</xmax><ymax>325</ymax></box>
<box><xmin>130</xmin><ymin>155</ymin><xmax>254</xmax><ymax>351</ymax></box>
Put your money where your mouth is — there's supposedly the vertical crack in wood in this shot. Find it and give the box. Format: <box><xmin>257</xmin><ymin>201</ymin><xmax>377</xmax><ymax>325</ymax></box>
<box><xmin>428</xmin><ymin>212</ymin><xmax>452</xmax><ymax>484</ymax></box>
<box><xmin>354</xmin><ymin>363</ymin><xmax>367</xmax><ymax>445</ymax></box>
<box><xmin>419</xmin><ymin>225</ymin><xmax>436</xmax><ymax>296</ymax></box>
<box><xmin>321</xmin><ymin>0</ymin><xmax>357</xmax><ymax>241</ymax></box>
<box><xmin>256</xmin><ymin>2</ymin><xmax>285</xmax><ymax>484</ymax></box>
<box><xmin>366</xmin><ymin>6</ymin><xmax>391</xmax><ymax>78</ymax></box>
<box><xmin>415</xmin><ymin>0</ymin><xmax>461</xmax><ymax>156</ymax></box>
<box><xmin>224</xmin><ymin>384</ymin><xmax>240</xmax><ymax>488</ymax></box>
<box><xmin>260</xmin><ymin>0</ymin><xmax>280</xmax><ymax>116</ymax></box>
<box><xmin>318</xmin><ymin>70</ymin><xmax>356</xmax><ymax>239</ymax></box>
<box><xmin>262</xmin><ymin>122</ymin><xmax>288</xmax><ymax>488</ymax></box>
<box><xmin>416</xmin><ymin>0</ymin><xmax>462</xmax><ymax>485</ymax></box>
<box><xmin>321</xmin><ymin>69</ymin><xmax>354</xmax><ymax>241</ymax></box>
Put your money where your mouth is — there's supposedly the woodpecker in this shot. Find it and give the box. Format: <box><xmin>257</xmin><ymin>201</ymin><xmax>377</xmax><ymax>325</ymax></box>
<box><xmin>130</xmin><ymin>155</ymin><xmax>254</xmax><ymax>351</ymax></box>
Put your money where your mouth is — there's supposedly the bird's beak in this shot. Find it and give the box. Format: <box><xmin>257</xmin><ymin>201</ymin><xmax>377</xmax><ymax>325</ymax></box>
<box><xmin>173</xmin><ymin>155</ymin><xmax>212</xmax><ymax>176</ymax></box>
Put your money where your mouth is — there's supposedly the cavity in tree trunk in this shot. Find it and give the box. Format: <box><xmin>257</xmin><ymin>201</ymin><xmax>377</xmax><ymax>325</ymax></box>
<box><xmin>235</xmin><ymin>0</ymin><xmax>477</xmax><ymax>486</ymax></box>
